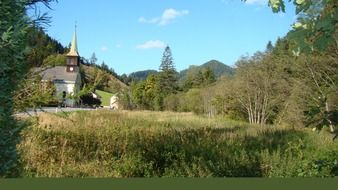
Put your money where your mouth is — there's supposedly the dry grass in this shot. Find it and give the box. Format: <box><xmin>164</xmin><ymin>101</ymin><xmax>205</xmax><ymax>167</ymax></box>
<box><xmin>18</xmin><ymin>110</ymin><xmax>338</xmax><ymax>177</ymax></box>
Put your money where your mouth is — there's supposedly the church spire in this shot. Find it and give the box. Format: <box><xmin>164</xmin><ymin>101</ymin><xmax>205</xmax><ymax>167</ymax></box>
<box><xmin>66</xmin><ymin>25</ymin><xmax>80</xmax><ymax>72</ymax></box>
<box><xmin>67</xmin><ymin>26</ymin><xmax>79</xmax><ymax>57</ymax></box>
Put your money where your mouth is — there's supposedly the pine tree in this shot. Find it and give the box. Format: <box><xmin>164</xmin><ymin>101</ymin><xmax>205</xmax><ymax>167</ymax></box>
<box><xmin>266</xmin><ymin>41</ymin><xmax>274</xmax><ymax>53</ymax></box>
<box><xmin>0</xmin><ymin>0</ymin><xmax>56</xmax><ymax>177</ymax></box>
<box><xmin>0</xmin><ymin>0</ymin><xmax>27</xmax><ymax>176</ymax></box>
<box><xmin>159</xmin><ymin>46</ymin><xmax>178</xmax><ymax>95</ymax></box>
<box><xmin>90</xmin><ymin>52</ymin><xmax>97</xmax><ymax>66</ymax></box>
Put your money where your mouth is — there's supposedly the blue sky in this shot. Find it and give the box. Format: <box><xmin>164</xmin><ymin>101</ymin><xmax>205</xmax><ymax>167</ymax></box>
<box><xmin>37</xmin><ymin>0</ymin><xmax>296</xmax><ymax>75</ymax></box>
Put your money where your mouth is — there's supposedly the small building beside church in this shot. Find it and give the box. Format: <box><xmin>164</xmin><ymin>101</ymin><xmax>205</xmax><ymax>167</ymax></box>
<box><xmin>110</xmin><ymin>94</ymin><xmax>119</xmax><ymax>110</ymax></box>
<box><xmin>38</xmin><ymin>30</ymin><xmax>82</xmax><ymax>107</ymax></box>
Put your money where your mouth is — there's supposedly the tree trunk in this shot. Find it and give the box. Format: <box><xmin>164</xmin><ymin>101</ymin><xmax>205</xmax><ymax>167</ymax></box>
<box><xmin>325</xmin><ymin>101</ymin><xmax>335</xmax><ymax>133</ymax></box>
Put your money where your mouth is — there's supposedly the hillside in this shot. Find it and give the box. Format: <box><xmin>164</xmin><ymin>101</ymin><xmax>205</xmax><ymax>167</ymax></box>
<box><xmin>179</xmin><ymin>60</ymin><xmax>234</xmax><ymax>80</ymax></box>
<box><xmin>129</xmin><ymin>70</ymin><xmax>158</xmax><ymax>81</ymax></box>
<box><xmin>81</xmin><ymin>64</ymin><xmax>129</xmax><ymax>93</ymax></box>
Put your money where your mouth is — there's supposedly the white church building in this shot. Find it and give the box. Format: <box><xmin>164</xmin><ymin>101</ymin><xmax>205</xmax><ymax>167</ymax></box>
<box><xmin>39</xmin><ymin>30</ymin><xmax>82</xmax><ymax>107</ymax></box>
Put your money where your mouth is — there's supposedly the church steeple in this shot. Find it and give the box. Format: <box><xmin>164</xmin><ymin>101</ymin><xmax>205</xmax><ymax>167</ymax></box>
<box><xmin>66</xmin><ymin>26</ymin><xmax>80</xmax><ymax>73</ymax></box>
<box><xmin>67</xmin><ymin>29</ymin><xmax>79</xmax><ymax>57</ymax></box>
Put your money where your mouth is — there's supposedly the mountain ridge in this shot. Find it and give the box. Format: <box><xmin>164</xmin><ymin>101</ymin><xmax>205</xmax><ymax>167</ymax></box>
<box><xmin>128</xmin><ymin>60</ymin><xmax>234</xmax><ymax>82</ymax></box>
<box><xmin>179</xmin><ymin>60</ymin><xmax>234</xmax><ymax>79</ymax></box>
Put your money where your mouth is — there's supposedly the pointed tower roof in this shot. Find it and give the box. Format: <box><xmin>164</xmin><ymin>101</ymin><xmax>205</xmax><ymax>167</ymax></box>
<box><xmin>67</xmin><ymin>30</ymin><xmax>79</xmax><ymax>57</ymax></box>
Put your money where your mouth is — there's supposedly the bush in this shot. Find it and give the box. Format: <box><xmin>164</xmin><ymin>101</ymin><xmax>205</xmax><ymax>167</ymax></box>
<box><xmin>80</xmin><ymin>94</ymin><xmax>101</xmax><ymax>107</ymax></box>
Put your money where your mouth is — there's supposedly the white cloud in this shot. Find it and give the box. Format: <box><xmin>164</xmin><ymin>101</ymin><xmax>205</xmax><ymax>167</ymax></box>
<box><xmin>136</xmin><ymin>40</ymin><xmax>166</xmax><ymax>50</ymax></box>
<box><xmin>138</xmin><ymin>8</ymin><xmax>189</xmax><ymax>26</ymax></box>
<box><xmin>245</xmin><ymin>0</ymin><xmax>268</xmax><ymax>5</ymax></box>
<box><xmin>100</xmin><ymin>46</ymin><xmax>108</xmax><ymax>52</ymax></box>
<box><xmin>138</xmin><ymin>17</ymin><xmax>159</xmax><ymax>24</ymax></box>
<box><xmin>160</xmin><ymin>9</ymin><xmax>189</xmax><ymax>25</ymax></box>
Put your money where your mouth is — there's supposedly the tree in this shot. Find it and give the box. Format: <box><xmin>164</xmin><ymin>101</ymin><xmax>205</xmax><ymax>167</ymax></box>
<box><xmin>100</xmin><ymin>61</ymin><xmax>109</xmax><ymax>72</ymax></box>
<box><xmin>131</xmin><ymin>81</ymin><xmax>147</xmax><ymax>109</ymax></box>
<box><xmin>192</xmin><ymin>70</ymin><xmax>204</xmax><ymax>87</ymax></box>
<box><xmin>294</xmin><ymin>54</ymin><xmax>338</xmax><ymax>132</ymax></box>
<box><xmin>164</xmin><ymin>94</ymin><xmax>180</xmax><ymax>111</ymax></box>
<box><xmin>90</xmin><ymin>52</ymin><xmax>97</xmax><ymax>66</ymax></box>
<box><xmin>25</xmin><ymin>26</ymin><xmax>67</xmax><ymax>67</ymax></box>
<box><xmin>182</xmin><ymin>89</ymin><xmax>204</xmax><ymax>114</ymax></box>
<box><xmin>42</xmin><ymin>54</ymin><xmax>67</xmax><ymax>67</ymax></box>
<box><xmin>0</xmin><ymin>0</ymin><xmax>56</xmax><ymax>177</ymax></box>
<box><xmin>203</xmin><ymin>67</ymin><xmax>216</xmax><ymax>85</ymax></box>
<box><xmin>118</xmin><ymin>89</ymin><xmax>135</xmax><ymax>110</ymax></box>
<box><xmin>232</xmin><ymin>52</ymin><xmax>290</xmax><ymax>125</ymax></box>
<box><xmin>182</xmin><ymin>66</ymin><xmax>216</xmax><ymax>90</ymax></box>
<box><xmin>242</xmin><ymin>0</ymin><xmax>337</xmax><ymax>53</ymax></box>
<box><xmin>182</xmin><ymin>66</ymin><xmax>200</xmax><ymax>90</ymax></box>
<box><xmin>130</xmin><ymin>74</ymin><xmax>163</xmax><ymax>110</ymax></box>
<box><xmin>286</xmin><ymin>0</ymin><xmax>337</xmax><ymax>53</ymax></box>
<box><xmin>120</xmin><ymin>74</ymin><xmax>132</xmax><ymax>85</ymax></box>
<box><xmin>158</xmin><ymin>46</ymin><xmax>178</xmax><ymax>95</ymax></box>
<box><xmin>14</xmin><ymin>73</ymin><xmax>57</xmax><ymax>112</ymax></box>
<box><xmin>266</xmin><ymin>41</ymin><xmax>274</xmax><ymax>53</ymax></box>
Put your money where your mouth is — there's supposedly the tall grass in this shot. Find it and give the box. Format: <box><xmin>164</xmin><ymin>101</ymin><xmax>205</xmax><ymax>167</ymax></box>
<box><xmin>18</xmin><ymin>110</ymin><xmax>338</xmax><ymax>177</ymax></box>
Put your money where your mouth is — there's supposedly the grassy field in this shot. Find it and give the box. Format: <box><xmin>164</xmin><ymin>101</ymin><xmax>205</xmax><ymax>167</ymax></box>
<box><xmin>96</xmin><ymin>90</ymin><xmax>113</xmax><ymax>106</ymax></box>
<box><xmin>18</xmin><ymin>110</ymin><xmax>338</xmax><ymax>177</ymax></box>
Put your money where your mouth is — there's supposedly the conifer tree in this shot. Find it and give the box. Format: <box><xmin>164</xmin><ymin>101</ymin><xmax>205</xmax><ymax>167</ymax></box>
<box><xmin>266</xmin><ymin>41</ymin><xmax>274</xmax><ymax>53</ymax></box>
<box><xmin>0</xmin><ymin>0</ymin><xmax>55</xmax><ymax>177</ymax></box>
<box><xmin>90</xmin><ymin>52</ymin><xmax>97</xmax><ymax>66</ymax></box>
<box><xmin>159</xmin><ymin>46</ymin><xmax>178</xmax><ymax>95</ymax></box>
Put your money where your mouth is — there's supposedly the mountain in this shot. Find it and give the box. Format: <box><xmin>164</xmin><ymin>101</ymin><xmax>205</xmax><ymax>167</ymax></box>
<box><xmin>129</xmin><ymin>70</ymin><xmax>158</xmax><ymax>81</ymax></box>
<box><xmin>129</xmin><ymin>60</ymin><xmax>234</xmax><ymax>82</ymax></box>
<box><xmin>179</xmin><ymin>60</ymin><xmax>234</xmax><ymax>80</ymax></box>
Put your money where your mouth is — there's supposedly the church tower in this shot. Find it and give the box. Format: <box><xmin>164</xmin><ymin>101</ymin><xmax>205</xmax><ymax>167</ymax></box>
<box><xmin>66</xmin><ymin>29</ymin><xmax>80</xmax><ymax>72</ymax></box>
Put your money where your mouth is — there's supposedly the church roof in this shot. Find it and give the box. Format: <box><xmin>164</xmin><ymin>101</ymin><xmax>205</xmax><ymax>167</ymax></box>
<box><xmin>36</xmin><ymin>66</ymin><xmax>79</xmax><ymax>83</ymax></box>
<box><xmin>67</xmin><ymin>30</ymin><xmax>79</xmax><ymax>57</ymax></box>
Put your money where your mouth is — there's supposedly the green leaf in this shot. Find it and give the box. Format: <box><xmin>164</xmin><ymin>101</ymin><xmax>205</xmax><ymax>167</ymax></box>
<box><xmin>295</xmin><ymin>0</ymin><xmax>311</xmax><ymax>14</ymax></box>
<box><xmin>1</xmin><ymin>27</ymin><xmax>13</xmax><ymax>42</ymax></box>
<box><xmin>269</xmin><ymin>0</ymin><xmax>286</xmax><ymax>13</ymax></box>
<box><xmin>295</xmin><ymin>0</ymin><xmax>305</xmax><ymax>5</ymax></box>
<box><xmin>313</xmin><ymin>34</ymin><xmax>333</xmax><ymax>52</ymax></box>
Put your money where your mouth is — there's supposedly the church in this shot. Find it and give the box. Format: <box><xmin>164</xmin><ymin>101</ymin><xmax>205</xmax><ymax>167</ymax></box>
<box><xmin>38</xmin><ymin>30</ymin><xmax>82</xmax><ymax>107</ymax></box>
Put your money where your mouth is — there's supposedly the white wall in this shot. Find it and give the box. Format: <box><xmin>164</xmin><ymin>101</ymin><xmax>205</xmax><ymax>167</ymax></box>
<box><xmin>54</xmin><ymin>82</ymin><xmax>76</xmax><ymax>107</ymax></box>
<box><xmin>52</xmin><ymin>73</ymin><xmax>81</xmax><ymax>107</ymax></box>
<box><xmin>110</xmin><ymin>95</ymin><xmax>119</xmax><ymax>109</ymax></box>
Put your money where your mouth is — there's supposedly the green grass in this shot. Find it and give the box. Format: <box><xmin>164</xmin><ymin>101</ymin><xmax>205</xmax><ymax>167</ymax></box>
<box><xmin>96</xmin><ymin>90</ymin><xmax>113</xmax><ymax>106</ymax></box>
<box><xmin>18</xmin><ymin>110</ymin><xmax>338</xmax><ymax>177</ymax></box>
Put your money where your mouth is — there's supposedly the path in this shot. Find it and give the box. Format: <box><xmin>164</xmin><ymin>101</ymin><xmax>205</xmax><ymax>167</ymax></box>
<box><xmin>14</xmin><ymin>107</ymin><xmax>98</xmax><ymax>117</ymax></box>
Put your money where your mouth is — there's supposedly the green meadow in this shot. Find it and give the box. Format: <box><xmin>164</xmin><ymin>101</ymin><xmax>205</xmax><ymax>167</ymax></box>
<box><xmin>95</xmin><ymin>90</ymin><xmax>114</xmax><ymax>107</ymax></box>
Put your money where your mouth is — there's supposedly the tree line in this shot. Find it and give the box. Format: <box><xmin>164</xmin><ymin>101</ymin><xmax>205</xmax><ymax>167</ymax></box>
<box><xmin>120</xmin><ymin>36</ymin><xmax>337</xmax><ymax>131</ymax></box>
